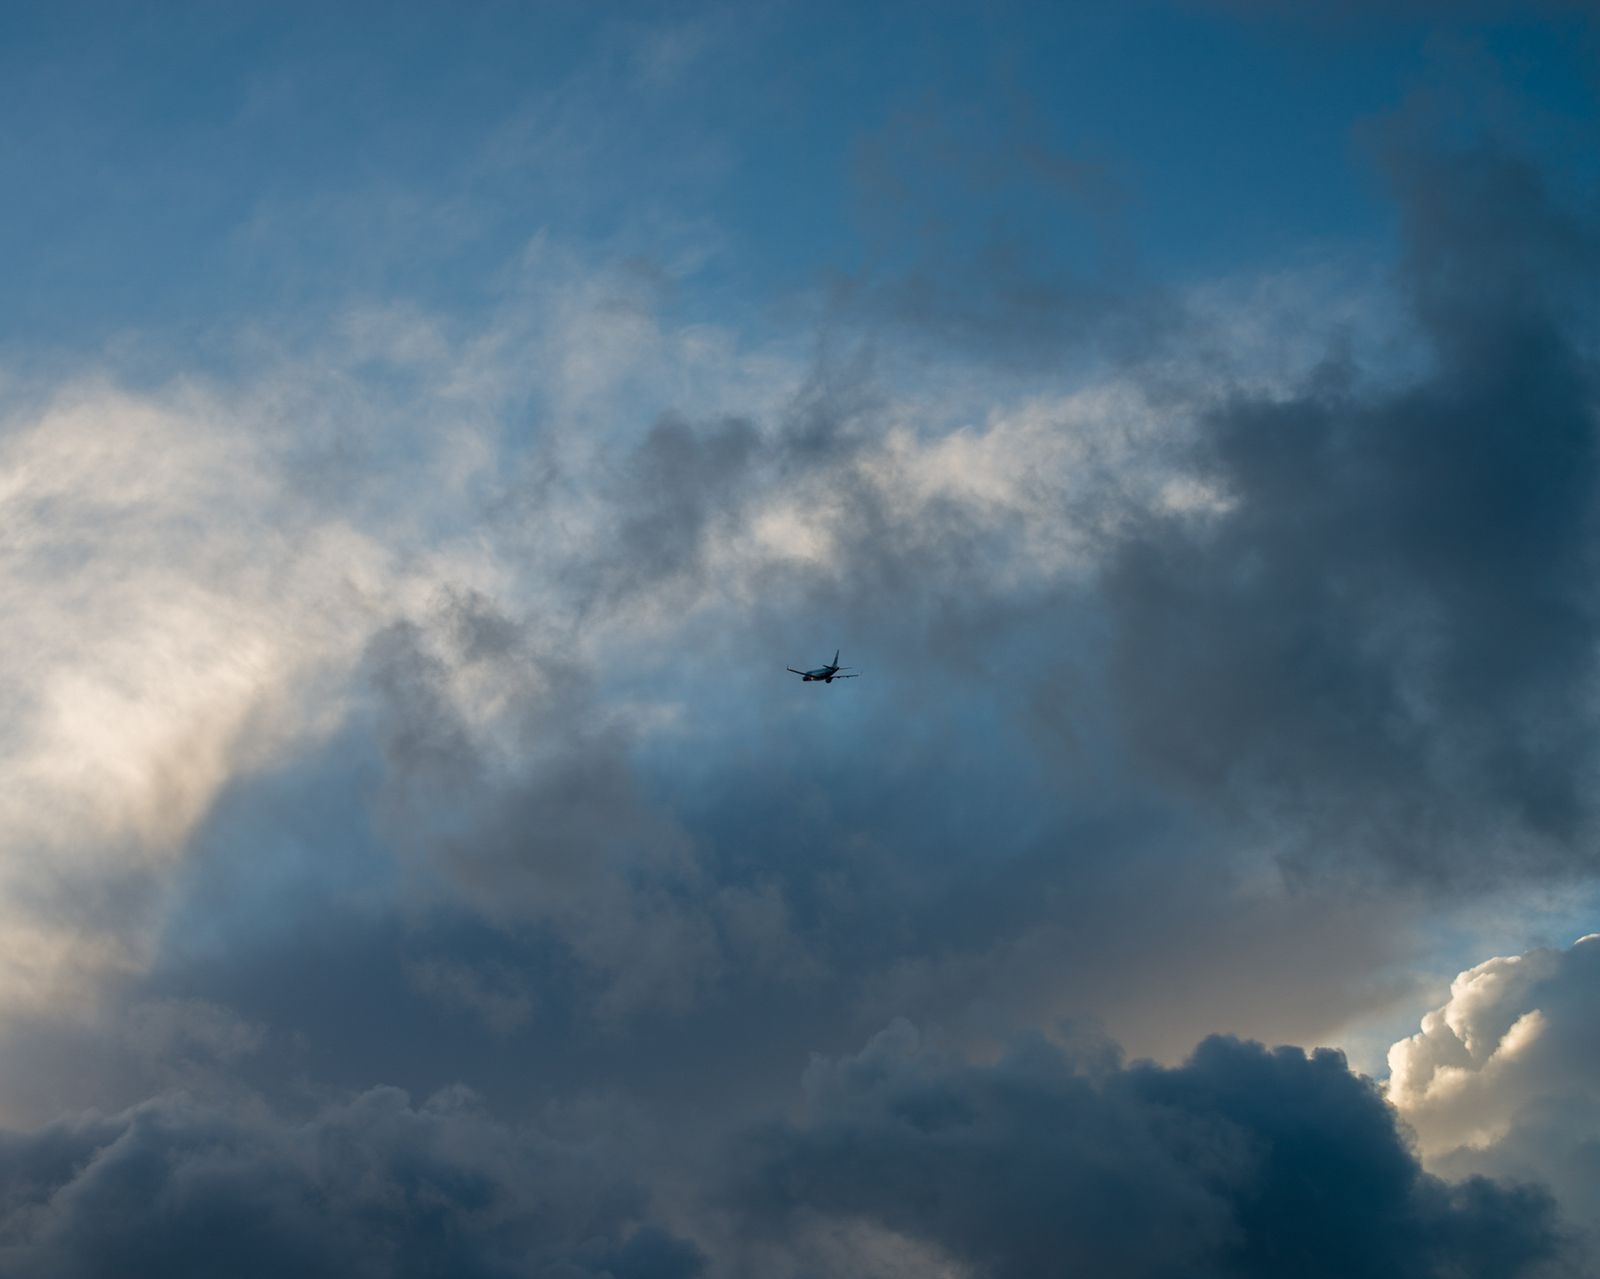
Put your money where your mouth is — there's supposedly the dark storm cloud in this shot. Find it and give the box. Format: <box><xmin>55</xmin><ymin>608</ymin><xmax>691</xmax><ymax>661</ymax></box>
<box><xmin>1100</xmin><ymin>130</ymin><xmax>1600</xmax><ymax>882</ymax></box>
<box><xmin>734</xmin><ymin>1024</ymin><xmax>1569</xmax><ymax>1278</ymax></box>
<box><xmin>0</xmin><ymin>1089</ymin><xmax>702</xmax><ymax>1279</ymax></box>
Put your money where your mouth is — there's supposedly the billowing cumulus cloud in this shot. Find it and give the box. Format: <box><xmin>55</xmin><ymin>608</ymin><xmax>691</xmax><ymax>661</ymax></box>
<box><xmin>732</xmin><ymin>1023</ymin><xmax>1567</xmax><ymax>1278</ymax></box>
<box><xmin>1389</xmin><ymin>935</ymin><xmax>1600</xmax><ymax>1237</ymax></box>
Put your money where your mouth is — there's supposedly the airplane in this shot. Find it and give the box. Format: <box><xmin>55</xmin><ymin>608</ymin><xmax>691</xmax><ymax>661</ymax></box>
<box><xmin>787</xmin><ymin>650</ymin><xmax>861</xmax><ymax>683</ymax></box>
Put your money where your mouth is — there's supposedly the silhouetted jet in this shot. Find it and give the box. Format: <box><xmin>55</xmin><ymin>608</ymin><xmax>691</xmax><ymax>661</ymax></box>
<box><xmin>787</xmin><ymin>650</ymin><xmax>860</xmax><ymax>683</ymax></box>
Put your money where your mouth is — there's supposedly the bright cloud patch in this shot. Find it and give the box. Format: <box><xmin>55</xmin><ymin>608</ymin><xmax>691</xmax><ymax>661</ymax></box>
<box><xmin>1388</xmin><ymin>935</ymin><xmax>1600</xmax><ymax>1232</ymax></box>
<box><xmin>0</xmin><ymin>384</ymin><xmax>390</xmax><ymax>1009</ymax></box>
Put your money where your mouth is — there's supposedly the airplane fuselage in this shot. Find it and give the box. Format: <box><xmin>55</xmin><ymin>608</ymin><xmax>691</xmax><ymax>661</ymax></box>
<box><xmin>788</xmin><ymin>651</ymin><xmax>855</xmax><ymax>683</ymax></box>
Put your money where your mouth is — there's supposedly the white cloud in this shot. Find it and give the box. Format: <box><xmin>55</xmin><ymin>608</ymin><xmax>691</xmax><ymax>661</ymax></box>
<box><xmin>0</xmin><ymin>382</ymin><xmax>391</xmax><ymax>1008</ymax></box>
<box><xmin>1387</xmin><ymin>934</ymin><xmax>1600</xmax><ymax>1230</ymax></box>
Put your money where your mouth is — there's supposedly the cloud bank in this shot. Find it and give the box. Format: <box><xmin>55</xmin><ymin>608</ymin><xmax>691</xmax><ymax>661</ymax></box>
<box><xmin>1390</xmin><ymin>934</ymin><xmax>1600</xmax><ymax>1241</ymax></box>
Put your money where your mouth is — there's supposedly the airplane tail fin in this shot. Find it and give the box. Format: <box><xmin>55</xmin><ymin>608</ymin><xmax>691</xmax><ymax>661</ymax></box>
<box><xmin>833</xmin><ymin>649</ymin><xmax>840</xmax><ymax>667</ymax></box>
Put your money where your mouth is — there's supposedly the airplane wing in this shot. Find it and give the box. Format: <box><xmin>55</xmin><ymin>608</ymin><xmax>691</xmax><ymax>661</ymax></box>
<box><xmin>834</xmin><ymin>672</ymin><xmax>862</xmax><ymax>678</ymax></box>
<box><xmin>787</xmin><ymin>668</ymin><xmax>807</xmax><ymax>675</ymax></box>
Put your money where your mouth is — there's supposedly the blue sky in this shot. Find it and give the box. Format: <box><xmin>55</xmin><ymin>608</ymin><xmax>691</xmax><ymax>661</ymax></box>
<box><xmin>1</xmin><ymin>4</ymin><xmax>1599</xmax><ymax>1276</ymax></box>
<box><xmin>4</xmin><ymin>2</ymin><xmax>1591</xmax><ymax>355</ymax></box>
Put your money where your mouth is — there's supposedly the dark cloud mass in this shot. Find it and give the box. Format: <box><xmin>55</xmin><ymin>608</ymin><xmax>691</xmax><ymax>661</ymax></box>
<box><xmin>736</xmin><ymin>1026</ymin><xmax>1568</xmax><ymax>1278</ymax></box>
<box><xmin>0</xmin><ymin>1088</ymin><xmax>702</xmax><ymax>1279</ymax></box>
<box><xmin>0</xmin><ymin>1029</ymin><xmax>1569</xmax><ymax>1278</ymax></box>
<box><xmin>1103</xmin><ymin>133</ymin><xmax>1600</xmax><ymax>882</ymax></box>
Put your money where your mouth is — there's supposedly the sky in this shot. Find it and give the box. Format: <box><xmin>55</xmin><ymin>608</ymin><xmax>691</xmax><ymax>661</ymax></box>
<box><xmin>1</xmin><ymin>2</ymin><xmax>1598</xmax><ymax>1275</ymax></box>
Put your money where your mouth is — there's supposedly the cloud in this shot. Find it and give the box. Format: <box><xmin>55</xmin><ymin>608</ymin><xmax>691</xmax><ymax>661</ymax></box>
<box><xmin>0</xmin><ymin>39</ymin><xmax>1590</xmax><ymax>1174</ymax></box>
<box><xmin>1389</xmin><ymin>934</ymin><xmax>1600</xmax><ymax>1237</ymax></box>
<box><xmin>0</xmin><ymin>285</ymin><xmax>1411</xmax><ymax>1087</ymax></box>
<box><xmin>0</xmin><ymin>250</ymin><xmax>807</xmax><ymax>1020</ymax></box>
<box><xmin>0</xmin><ymin>192</ymin><xmax>1360</xmax><ymax>1033</ymax></box>
<box><xmin>0</xmin><ymin>1015</ymin><xmax>1572</xmax><ymax>1279</ymax></box>
<box><xmin>407</xmin><ymin>958</ymin><xmax>537</xmax><ymax>1036</ymax></box>
<box><xmin>358</xmin><ymin>604</ymin><xmax>745</xmax><ymax>1022</ymax></box>
<box><xmin>0</xmin><ymin>1086</ymin><xmax>702</xmax><ymax>1279</ymax></box>
<box><xmin>10</xmin><ymin>116</ymin><xmax>1578</xmax><ymax>1081</ymax></box>
<box><xmin>0</xmin><ymin>379</ymin><xmax>395</xmax><ymax>1012</ymax></box>
<box><xmin>734</xmin><ymin>1022</ymin><xmax>1568</xmax><ymax>1278</ymax></box>
<box><xmin>844</xmin><ymin>86</ymin><xmax>1163</xmax><ymax>370</ymax></box>
<box><xmin>1097</xmin><ymin>128</ymin><xmax>1600</xmax><ymax>883</ymax></box>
